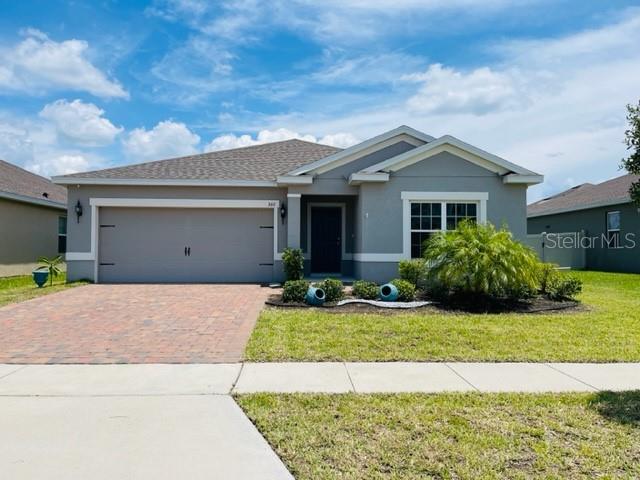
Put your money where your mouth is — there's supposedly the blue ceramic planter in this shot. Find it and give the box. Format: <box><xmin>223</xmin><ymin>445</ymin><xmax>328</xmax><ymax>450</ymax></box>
<box><xmin>379</xmin><ymin>283</ymin><xmax>399</xmax><ymax>302</ymax></box>
<box><xmin>305</xmin><ymin>286</ymin><xmax>326</xmax><ymax>306</ymax></box>
<box><xmin>32</xmin><ymin>269</ymin><xmax>49</xmax><ymax>288</ymax></box>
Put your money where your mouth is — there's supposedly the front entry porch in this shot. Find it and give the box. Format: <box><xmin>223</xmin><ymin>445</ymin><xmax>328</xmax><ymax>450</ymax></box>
<box><xmin>285</xmin><ymin>194</ymin><xmax>356</xmax><ymax>278</ymax></box>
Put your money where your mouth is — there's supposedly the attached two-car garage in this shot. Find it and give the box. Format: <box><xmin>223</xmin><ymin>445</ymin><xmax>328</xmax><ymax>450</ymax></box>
<box><xmin>95</xmin><ymin>201</ymin><xmax>277</xmax><ymax>283</ymax></box>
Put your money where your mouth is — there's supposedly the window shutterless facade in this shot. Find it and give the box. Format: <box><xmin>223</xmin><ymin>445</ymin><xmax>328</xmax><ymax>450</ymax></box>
<box><xmin>58</xmin><ymin>216</ymin><xmax>67</xmax><ymax>254</ymax></box>
<box><xmin>606</xmin><ymin>211</ymin><xmax>620</xmax><ymax>248</ymax></box>
<box><xmin>409</xmin><ymin>201</ymin><xmax>478</xmax><ymax>258</ymax></box>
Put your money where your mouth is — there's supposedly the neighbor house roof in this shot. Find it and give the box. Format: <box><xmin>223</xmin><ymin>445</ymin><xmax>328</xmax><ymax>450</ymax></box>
<box><xmin>54</xmin><ymin>139</ymin><xmax>341</xmax><ymax>186</ymax></box>
<box><xmin>0</xmin><ymin>159</ymin><xmax>67</xmax><ymax>209</ymax></box>
<box><xmin>528</xmin><ymin>173</ymin><xmax>639</xmax><ymax>217</ymax></box>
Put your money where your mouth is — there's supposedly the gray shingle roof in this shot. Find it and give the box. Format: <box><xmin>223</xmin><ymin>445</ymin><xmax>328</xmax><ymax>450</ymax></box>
<box><xmin>0</xmin><ymin>159</ymin><xmax>67</xmax><ymax>205</ymax></box>
<box><xmin>58</xmin><ymin>139</ymin><xmax>342</xmax><ymax>182</ymax></box>
<box><xmin>528</xmin><ymin>173</ymin><xmax>639</xmax><ymax>217</ymax></box>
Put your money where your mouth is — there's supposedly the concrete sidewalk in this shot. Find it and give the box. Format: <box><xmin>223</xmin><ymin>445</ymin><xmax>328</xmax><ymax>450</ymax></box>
<box><xmin>1</xmin><ymin>362</ymin><xmax>639</xmax><ymax>395</ymax></box>
<box><xmin>232</xmin><ymin>362</ymin><xmax>640</xmax><ymax>393</ymax></box>
<box><xmin>0</xmin><ymin>364</ymin><xmax>293</xmax><ymax>480</ymax></box>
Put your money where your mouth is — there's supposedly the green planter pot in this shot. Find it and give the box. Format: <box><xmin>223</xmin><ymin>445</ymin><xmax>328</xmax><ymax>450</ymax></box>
<box><xmin>32</xmin><ymin>269</ymin><xmax>49</xmax><ymax>288</ymax></box>
<box><xmin>380</xmin><ymin>283</ymin><xmax>399</xmax><ymax>302</ymax></box>
<box><xmin>305</xmin><ymin>286</ymin><xmax>326</xmax><ymax>306</ymax></box>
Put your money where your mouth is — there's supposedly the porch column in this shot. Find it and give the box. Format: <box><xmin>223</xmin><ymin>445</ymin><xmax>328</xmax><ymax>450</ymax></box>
<box><xmin>286</xmin><ymin>193</ymin><xmax>302</xmax><ymax>249</ymax></box>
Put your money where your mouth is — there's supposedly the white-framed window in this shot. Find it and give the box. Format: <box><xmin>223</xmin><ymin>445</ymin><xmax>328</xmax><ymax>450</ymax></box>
<box><xmin>409</xmin><ymin>201</ymin><xmax>478</xmax><ymax>258</ymax></box>
<box><xmin>402</xmin><ymin>192</ymin><xmax>488</xmax><ymax>260</ymax></box>
<box><xmin>58</xmin><ymin>216</ymin><xmax>67</xmax><ymax>254</ymax></box>
<box><xmin>606</xmin><ymin>211</ymin><xmax>620</xmax><ymax>248</ymax></box>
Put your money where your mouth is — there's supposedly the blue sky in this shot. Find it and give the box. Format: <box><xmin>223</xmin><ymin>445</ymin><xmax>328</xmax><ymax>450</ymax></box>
<box><xmin>1</xmin><ymin>0</ymin><xmax>639</xmax><ymax>200</ymax></box>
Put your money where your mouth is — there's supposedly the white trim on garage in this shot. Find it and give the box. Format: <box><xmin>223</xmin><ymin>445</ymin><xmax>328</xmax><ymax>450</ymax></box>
<box><xmin>52</xmin><ymin>177</ymin><xmax>278</xmax><ymax>187</ymax></box>
<box><xmin>66</xmin><ymin>198</ymin><xmax>281</xmax><ymax>283</ymax></box>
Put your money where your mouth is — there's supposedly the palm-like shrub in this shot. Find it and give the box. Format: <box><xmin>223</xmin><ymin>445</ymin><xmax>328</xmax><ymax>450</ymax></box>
<box><xmin>38</xmin><ymin>255</ymin><xmax>63</xmax><ymax>287</ymax></box>
<box><xmin>423</xmin><ymin>221</ymin><xmax>539</xmax><ymax>299</ymax></box>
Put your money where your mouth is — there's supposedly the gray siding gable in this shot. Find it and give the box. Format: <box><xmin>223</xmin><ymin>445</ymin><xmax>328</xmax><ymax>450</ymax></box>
<box><xmin>316</xmin><ymin>141</ymin><xmax>417</xmax><ymax>180</ymax></box>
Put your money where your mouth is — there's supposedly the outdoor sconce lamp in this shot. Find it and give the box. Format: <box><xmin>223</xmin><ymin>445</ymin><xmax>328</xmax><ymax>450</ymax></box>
<box><xmin>75</xmin><ymin>200</ymin><xmax>83</xmax><ymax>223</ymax></box>
<box><xmin>280</xmin><ymin>204</ymin><xmax>287</xmax><ymax>224</ymax></box>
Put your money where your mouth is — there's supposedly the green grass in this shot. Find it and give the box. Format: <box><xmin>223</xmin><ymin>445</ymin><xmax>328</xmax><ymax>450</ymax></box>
<box><xmin>245</xmin><ymin>271</ymin><xmax>640</xmax><ymax>362</ymax></box>
<box><xmin>0</xmin><ymin>273</ymin><xmax>87</xmax><ymax>307</ymax></box>
<box><xmin>237</xmin><ymin>391</ymin><xmax>640</xmax><ymax>480</ymax></box>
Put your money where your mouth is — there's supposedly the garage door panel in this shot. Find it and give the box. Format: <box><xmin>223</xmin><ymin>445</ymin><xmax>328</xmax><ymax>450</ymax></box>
<box><xmin>98</xmin><ymin>207</ymin><xmax>274</xmax><ymax>283</ymax></box>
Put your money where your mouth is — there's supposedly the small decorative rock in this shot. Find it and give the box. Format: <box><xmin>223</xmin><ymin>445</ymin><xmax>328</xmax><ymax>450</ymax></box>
<box><xmin>337</xmin><ymin>299</ymin><xmax>431</xmax><ymax>309</ymax></box>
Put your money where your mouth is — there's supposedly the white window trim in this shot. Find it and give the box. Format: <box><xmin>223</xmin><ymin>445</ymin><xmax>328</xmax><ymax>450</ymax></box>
<box><xmin>606</xmin><ymin>210</ymin><xmax>621</xmax><ymax>249</ymax></box>
<box><xmin>66</xmin><ymin>198</ymin><xmax>281</xmax><ymax>283</ymax></box>
<box><xmin>401</xmin><ymin>192</ymin><xmax>488</xmax><ymax>259</ymax></box>
<box><xmin>306</xmin><ymin>202</ymin><xmax>352</xmax><ymax>263</ymax></box>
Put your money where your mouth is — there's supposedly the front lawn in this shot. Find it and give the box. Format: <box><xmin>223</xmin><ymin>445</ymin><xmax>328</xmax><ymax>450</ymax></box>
<box><xmin>0</xmin><ymin>274</ymin><xmax>86</xmax><ymax>307</ymax></box>
<box><xmin>237</xmin><ymin>391</ymin><xmax>640</xmax><ymax>480</ymax></box>
<box><xmin>245</xmin><ymin>271</ymin><xmax>640</xmax><ymax>362</ymax></box>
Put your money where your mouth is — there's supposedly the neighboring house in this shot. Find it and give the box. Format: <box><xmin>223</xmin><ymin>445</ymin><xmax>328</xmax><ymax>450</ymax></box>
<box><xmin>528</xmin><ymin>173</ymin><xmax>640</xmax><ymax>273</ymax></box>
<box><xmin>0</xmin><ymin>159</ymin><xmax>68</xmax><ymax>276</ymax></box>
<box><xmin>52</xmin><ymin>126</ymin><xmax>542</xmax><ymax>283</ymax></box>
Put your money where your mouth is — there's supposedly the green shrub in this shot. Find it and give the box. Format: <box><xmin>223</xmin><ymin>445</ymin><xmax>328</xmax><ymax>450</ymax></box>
<box><xmin>536</xmin><ymin>263</ymin><xmax>583</xmax><ymax>300</ymax></box>
<box><xmin>282</xmin><ymin>280</ymin><xmax>309</xmax><ymax>303</ymax></box>
<box><xmin>390</xmin><ymin>278</ymin><xmax>416</xmax><ymax>302</ymax></box>
<box><xmin>548</xmin><ymin>276</ymin><xmax>583</xmax><ymax>300</ymax></box>
<box><xmin>398</xmin><ymin>259</ymin><xmax>426</xmax><ymax>287</ymax></box>
<box><xmin>423</xmin><ymin>220</ymin><xmax>539</xmax><ymax>300</ymax></box>
<box><xmin>352</xmin><ymin>280</ymin><xmax>379</xmax><ymax>300</ymax></box>
<box><xmin>282</xmin><ymin>248</ymin><xmax>304</xmax><ymax>281</ymax></box>
<box><xmin>318</xmin><ymin>278</ymin><xmax>344</xmax><ymax>302</ymax></box>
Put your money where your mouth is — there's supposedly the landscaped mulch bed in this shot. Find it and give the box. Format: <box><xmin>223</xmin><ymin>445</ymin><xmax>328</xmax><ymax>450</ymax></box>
<box><xmin>265</xmin><ymin>292</ymin><xmax>584</xmax><ymax>315</ymax></box>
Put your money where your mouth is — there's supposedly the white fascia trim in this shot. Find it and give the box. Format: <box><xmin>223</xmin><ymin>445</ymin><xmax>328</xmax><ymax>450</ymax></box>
<box><xmin>287</xmin><ymin>193</ymin><xmax>302</xmax><ymax>198</ymax></box>
<box><xmin>66</xmin><ymin>252</ymin><xmax>95</xmax><ymax>261</ymax></box>
<box><xmin>503</xmin><ymin>174</ymin><xmax>544</xmax><ymax>185</ymax></box>
<box><xmin>0</xmin><ymin>190</ymin><xmax>66</xmax><ymax>210</ymax></box>
<box><xmin>89</xmin><ymin>198</ymin><xmax>280</xmax><ymax>208</ymax></box>
<box><xmin>362</xmin><ymin>135</ymin><xmax>539</xmax><ymax>177</ymax></box>
<box><xmin>348</xmin><ymin>172</ymin><xmax>389</xmax><ymax>185</ymax></box>
<box><xmin>527</xmin><ymin>199</ymin><xmax>631</xmax><ymax>218</ymax></box>
<box><xmin>352</xmin><ymin>253</ymin><xmax>404</xmax><ymax>262</ymax></box>
<box><xmin>52</xmin><ymin>177</ymin><xmax>278</xmax><ymax>187</ymax></box>
<box><xmin>276</xmin><ymin>175</ymin><xmax>313</xmax><ymax>185</ymax></box>
<box><xmin>286</xmin><ymin>126</ymin><xmax>435</xmax><ymax>176</ymax></box>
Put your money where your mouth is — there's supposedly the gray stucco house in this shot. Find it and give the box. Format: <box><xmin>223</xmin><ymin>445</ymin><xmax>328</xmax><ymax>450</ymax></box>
<box><xmin>0</xmin><ymin>159</ymin><xmax>67</xmax><ymax>276</ymax></box>
<box><xmin>53</xmin><ymin>126</ymin><xmax>542</xmax><ymax>283</ymax></box>
<box><xmin>528</xmin><ymin>173</ymin><xmax>640</xmax><ymax>273</ymax></box>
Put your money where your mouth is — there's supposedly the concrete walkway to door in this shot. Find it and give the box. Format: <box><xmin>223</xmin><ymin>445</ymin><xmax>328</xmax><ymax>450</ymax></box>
<box><xmin>0</xmin><ymin>284</ymin><xmax>270</xmax><ymax>364</ymax></box>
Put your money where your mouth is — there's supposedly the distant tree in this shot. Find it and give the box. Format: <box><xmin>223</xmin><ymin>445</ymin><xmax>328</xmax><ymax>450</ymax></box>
<box><xmin>621</xmin><ymin>100</ymin><xmax>640</xmax><ymax>206</ymax></box>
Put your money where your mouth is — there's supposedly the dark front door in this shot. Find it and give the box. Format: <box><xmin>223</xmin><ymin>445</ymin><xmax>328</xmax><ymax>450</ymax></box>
<box><xmin>311</xmin><ymin>206</ymin><xmax>342</xmax><ymax>273</ymax></box>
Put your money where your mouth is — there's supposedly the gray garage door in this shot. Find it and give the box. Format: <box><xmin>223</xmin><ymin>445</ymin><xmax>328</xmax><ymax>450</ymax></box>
<box><xmin>98</xmin><ymin>207</ymin><xmax>274</xmax><ymax>283</ymax></box>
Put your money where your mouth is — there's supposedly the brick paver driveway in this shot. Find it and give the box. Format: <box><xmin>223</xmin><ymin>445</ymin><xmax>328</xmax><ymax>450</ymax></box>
<box><xmin>0</xmin><ymin>284</ymin><xmax>270</xmax><ymax>364</ymax></box>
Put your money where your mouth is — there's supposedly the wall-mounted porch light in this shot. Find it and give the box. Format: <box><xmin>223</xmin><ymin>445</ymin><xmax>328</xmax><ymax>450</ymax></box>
<box><xmin>280</xmin><ymin>204</ymin><xmax>287</xmax><ymax>224</ymax></box>
<box><xmin>75</xmin><ymin>200</ymin><xmax>83</xmax><ymax>223</ymax></box>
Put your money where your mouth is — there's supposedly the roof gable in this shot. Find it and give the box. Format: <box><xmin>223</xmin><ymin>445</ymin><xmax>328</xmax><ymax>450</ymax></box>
<box><xmin>350</xmin><ymin>135</ymin><xmax>543</xmax><ymax>185</ymax></box>
<box><xmin>282</xmin><ymin>125</ymin><xmax>434</xmax><ymax>178</ymax></box>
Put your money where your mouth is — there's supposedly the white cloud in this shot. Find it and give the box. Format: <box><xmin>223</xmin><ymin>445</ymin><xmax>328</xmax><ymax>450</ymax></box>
<box><xmin>403</xmin><ymin>64</ymin><xmax>524</xmax><ymax>115</ymax></box>
<box><xmin>39</xmin><ymin>99</ymin><xmax>123</xmax><ymax>147</ymax></box>
<box><xmin>0</xmin><ymin>29</ymin><xmax>128</xmax><ymax>98</ymax></box>
<box><xmin>204</xmin><ymin>128</ymin><xmax>359</xmax><ymax>151</ymax></box>
<box><xmin>123</xmin><ymin>120</ymin><xmax>201</xmax><ymax>160</ymax></box>
<box><xmin>253</xmin><ymin>11</ymin><xmax>640</xmax><ymax>202</ymax></box>
<box><xmin>0</xmin><ymin>115</ymin><xmax>105</xmax><ymax>177</ymax></box>
<box><xmin>26</xmin><ymin>154</ymin><xmax>92</xmax><ymax>176</ymax></box>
